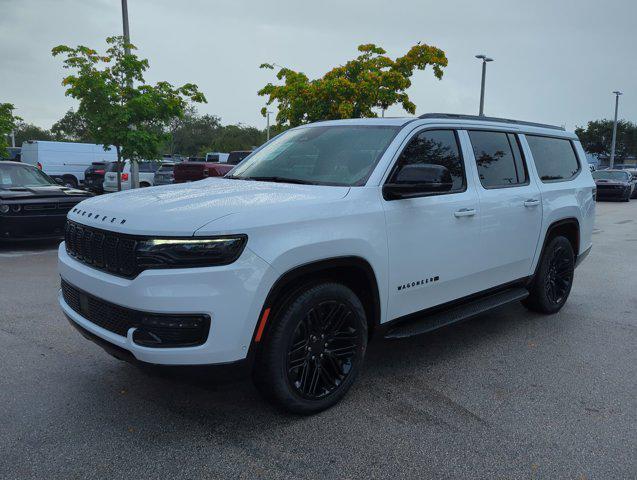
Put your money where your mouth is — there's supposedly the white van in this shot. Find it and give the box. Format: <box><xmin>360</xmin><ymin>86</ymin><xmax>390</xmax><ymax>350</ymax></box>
<box><xmin>21</xmin><ymin>141</ymin><xmax>117</xmax><ymax>188</ymax></box>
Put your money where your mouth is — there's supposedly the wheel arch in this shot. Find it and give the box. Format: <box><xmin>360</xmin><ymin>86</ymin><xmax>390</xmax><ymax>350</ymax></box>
<box><xmin>533</xmin><ymin>217</ymin><xmax>580</xmax><ymax>276</ymax></box>
<box><xmin>251</xmin><ymin>256</ymin><xmax>382</xmax><ymax>349</ymax></box>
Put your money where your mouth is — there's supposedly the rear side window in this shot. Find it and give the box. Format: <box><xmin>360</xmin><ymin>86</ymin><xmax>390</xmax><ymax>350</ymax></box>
<box><xmin>525</xmin><ymin>136</ymin><xmax>580</xmax><ymax>182</ymax></box>
<box><xmin>392</xmin><ymin>129</ymin><xmax>466</xmax><ymax>193</ymax></box>
<box><xmin>468</xmin><ymin>131</ymin><xmax>528</xmax><ymax>188</ymax></box>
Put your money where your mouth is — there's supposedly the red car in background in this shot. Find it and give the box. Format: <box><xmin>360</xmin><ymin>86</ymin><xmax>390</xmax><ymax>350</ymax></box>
<box><xmin>173</xmin><ymin>151</ymin><xmax>252</xmax><ymax>183</ymax></box>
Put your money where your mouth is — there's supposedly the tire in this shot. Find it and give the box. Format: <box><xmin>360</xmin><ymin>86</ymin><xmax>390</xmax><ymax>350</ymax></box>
<box><xmin>140</xmin><ymin>182</ymin><xmax>151</xmax><ymax>188</ymax></box>
<box><xmin>62</xmin><ymin>176</ymin><xmax>78</xmax><ymax>188</ymax></box>
<box><xmin>523</xmin><ymin>236</ymin><xmax>575</xmax><ymax>314</ymax></box>
<box><xmin>253</xmin><ymin>282</ymin><xmax>368</xmax><ymax>415</ymax></box>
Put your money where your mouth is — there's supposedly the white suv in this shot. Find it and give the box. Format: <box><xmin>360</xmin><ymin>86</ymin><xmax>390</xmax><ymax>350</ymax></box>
<box><xmin>58</xmin><ymin>114</ymin><xmax>595</xmax><ymax>414</ymax></box>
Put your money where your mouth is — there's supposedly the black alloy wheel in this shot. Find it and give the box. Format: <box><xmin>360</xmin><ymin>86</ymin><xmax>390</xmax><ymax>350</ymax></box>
<box><xmin>254</xmin><ymin>282</ymin><xmax>367</xmax><ymax>414</ymax></box>
<box><xmin>286</xmin><ymin>300</ymin><xmax>361</xmax><ymax>400</ymax></box>
<box><xmin>523</xmin><ymin>235</ymin><xmax>575</xmax><ymax>314</ymax></box>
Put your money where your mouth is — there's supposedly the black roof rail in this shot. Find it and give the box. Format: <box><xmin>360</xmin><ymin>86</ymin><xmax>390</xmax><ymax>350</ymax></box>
<box><xmin>417</xmin><ymin>113</ymin><xmax>565</xmax><ymax>131</ymax></box>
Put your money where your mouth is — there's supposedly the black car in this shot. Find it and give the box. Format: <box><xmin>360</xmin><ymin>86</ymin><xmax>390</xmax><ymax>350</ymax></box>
<box><xmin>84</xmin><ymin>161</ymin><xmax>110</xmax><ymax>193</ymax></box>
<box><xmin>0</xmin><ymin>161</ymin><xmax>92</xmax><ymax>241</ymax></box>
<box><xmin>227</xmin><ymin>150</ymin><xmax>252</xmax><ymax>165</ymax></box>
<box><xmin>592</xmin><ymin>169</ymin><xmax>634</xmax><ymax>201</ymax></box>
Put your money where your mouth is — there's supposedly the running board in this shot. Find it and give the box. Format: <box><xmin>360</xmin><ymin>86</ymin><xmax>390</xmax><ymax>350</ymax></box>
<box><xmin>384</xmin><ymin>287</ymin><xmax>529</xmax><ymax>340</ymax></box>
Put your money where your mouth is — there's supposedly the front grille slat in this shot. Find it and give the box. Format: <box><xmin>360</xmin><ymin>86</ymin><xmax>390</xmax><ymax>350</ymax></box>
<box><xmin>65</xmin><ymin>221</ymin><xmax>139</xmax><ymax>278</ymax></box>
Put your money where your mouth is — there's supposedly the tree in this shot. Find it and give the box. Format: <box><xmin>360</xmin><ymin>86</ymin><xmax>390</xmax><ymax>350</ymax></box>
<box><xmin>258</xmin><ymin>43</ymin><xmax>448</xmax><ymax>127</ymax></box>
<box><xmin>575</xmin><ymin>119</ymin><xmax>637</xmax><ymax>160</ymax></box>
<box><xmin>201</xmin><ymin>124</ymin><xmax>266</xmax><ymax>154</ymax></box>
<box><xmin>51</xmin><ymin>109</ymin><xmax>93</xmax><ymax>143</ymax></box>
<box><xmin>0</xmin><ymin>103</ymin><xmax>21</xmax><ymax>157</ymax></box>
<box><xmin>167</xmin><ymin>107</ymin><xmax>222</xmax><ymax>156</ymax></box>
<box><xmin>13</xmin><ymin>120</ymin><xmax>54</xmax><ymax>146</ymax></box>
<box><xmin>52</xmin><ymin>36</ymin><xmax>206</xmax><ymax>190</ymax></box>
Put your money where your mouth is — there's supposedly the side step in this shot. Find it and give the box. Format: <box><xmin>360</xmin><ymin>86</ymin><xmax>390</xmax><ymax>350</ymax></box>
<box><xmin>384</xmin><ymin>287</ymin><xmax>529</xmax><ymax>340</ymax></box>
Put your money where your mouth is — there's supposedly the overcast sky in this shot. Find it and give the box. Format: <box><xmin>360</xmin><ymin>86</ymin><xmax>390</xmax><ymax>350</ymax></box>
<box><xmin>1</xmin><ymin>0</ymin><xmax>635</xmax><ymax>132</ymax></box>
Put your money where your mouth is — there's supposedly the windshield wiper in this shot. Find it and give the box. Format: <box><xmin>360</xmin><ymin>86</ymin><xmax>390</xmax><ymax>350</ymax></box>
<box><xmin>229</xmin><ymin>176</ymin><xmax>319</xmax><ymax>185</ymax></box>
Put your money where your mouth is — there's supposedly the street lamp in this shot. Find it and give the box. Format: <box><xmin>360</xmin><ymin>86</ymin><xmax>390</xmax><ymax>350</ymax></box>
<box><xmin>265</xmin><ymin>110</ymin><xmax>273</xmax><ymax>141</ymax></box>
<box><xmin>475</xmin><ymin>54</ymin><xmax>494</xmax><ymax>116</ymax></box>
<box><xmin>609</xmin><ymin>90</ymin><xmax>623</xmax><ymax>169</ymax></box>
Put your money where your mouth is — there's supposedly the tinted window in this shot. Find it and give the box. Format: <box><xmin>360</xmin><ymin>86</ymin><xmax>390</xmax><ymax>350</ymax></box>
<box><xmin>593</xmin><ymin>170</ymin><xmax>631</xmax><ymax>181</ymax></box>
<box><xmin>228</xmin><ymin>151</ymin><xmax>251</xmax><ymax>165</ymax></box>
<box><xmin>469</xmin><ymin>131</ymin><xmax>528</xmax><ymax>188</ymax></box>
<box><xmin>391</xmin><ymin>129</ymin><xmax>465</xmax><ymax>192</ymax></box>
<box><xmin>526</xmin><ymin>136</ymin><xmax>580</xmax><ymax>182</ymax></box>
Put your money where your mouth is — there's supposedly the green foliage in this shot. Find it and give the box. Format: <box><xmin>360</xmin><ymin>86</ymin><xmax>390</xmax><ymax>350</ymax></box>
<box><xmin>0</xmin><ymin>103</ymin><xmax>21</xmax><ymax>157</ymax></box>
<box><xmin>51</xmin><ymin>109</ymin><xmax>93</xmax><ymax>142</ymax></box>
<box><xmin>258</xmin><ymin>42</ymin><xmax>448</xmax><ymax>127</ymax></box>
<box><xmin>575</xmin><ymin>119</ymin><xmax>637</xmax><ymax>159</ymax></box>
<box><xmin>13</xmin><ymin>120</ymin><xmax>54</xmax><ymax>146</ymax></box>
<box><xmin>166</xmin><ymin>107</ymin><xmax>222</xmax><ymax>156</ymax></box>
<box><xmin>52</xmin><ymin>36</ymin><xmax>206</xmax><ymax>188</ymax></box>
<box><xmin>200</xmin><ymin>124</ymin><xmax>266</xmax><ymax>155</ymax></box>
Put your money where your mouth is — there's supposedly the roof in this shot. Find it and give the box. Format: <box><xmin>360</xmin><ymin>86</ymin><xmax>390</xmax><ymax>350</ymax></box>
<box><xmin>418</xmin><ymin>113</ymin><xmax>564</xmax><ymax>131</ymax></box>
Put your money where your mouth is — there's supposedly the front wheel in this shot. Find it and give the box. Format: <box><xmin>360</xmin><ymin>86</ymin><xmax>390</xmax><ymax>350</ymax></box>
<box><xmin>253</xmin><ymin>282</ymin><xmax>368</xmax><ymax>415</ymax></box>
<box><xmin>523</xmin><ymin>236</ymin><xmax>575</xmax><ymax>314</ymax></box>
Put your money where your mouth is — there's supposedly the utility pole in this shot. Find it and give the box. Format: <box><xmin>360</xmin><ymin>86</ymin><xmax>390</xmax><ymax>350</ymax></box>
<box><xmin>609</xmin><ymin>91</ymin><xmax>622</xmax><ymax>169</ymax></box>
<box><xmin>121</xmin><ymin>0</ymin><xmax>139</xmax><ymax>188</ymax></box>
<box><xmin>266</xmin><ymin>110</ymin><xmax>272</xmax><ymax>141</ymax></box>
<box><xmin>10</xmin><ymin>131</ymin><xmax>15</xmax><ymax>148</ymax></box>
<box><xmin>475</xmin><ymin>54</ymin><xmax>493</xmax><ymax>116</ymax></box>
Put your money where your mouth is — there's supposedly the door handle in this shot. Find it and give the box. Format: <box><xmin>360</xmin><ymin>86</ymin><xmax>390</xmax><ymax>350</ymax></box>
<box><xmin>454</xmin><ymin>208</ymin><xmax>476</xmax><ymax>218</ymax></box>
<box><xmin>523</xmin><ymin>199</ymin><xmax>540</xmax><ymax>207</ymax></box>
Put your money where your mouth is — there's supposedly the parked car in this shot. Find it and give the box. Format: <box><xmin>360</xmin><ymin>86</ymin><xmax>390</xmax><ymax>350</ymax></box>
<box><xmin>103</xmin><ymin>160</ymin><xmax>162</xmax><ymax>192</ymax></box>
<box><xmin>0</xmin><ymin>161</ymin><xmax>91</xmax><ymax>241</ymax></box>
<box><xmin>206</xmin><ymin>152</ymin><xmax>230</xmax><ymax>163</ymax></box>
<box><xmin>173</xmin><ymin>160</ymin><xmax>233</xmax><ymax>183</ymax></box>
<box><xmin>83</xmin><ymin>162</ymin><xmax>110</xmax><ymax>193</ymax></box>
<box><xmin>20</xmin><ymin>141</ymin><xmax>117</xmax><ymax>189</ymax></box>
<box><xmin>227</xmin><ymin>150</ymin><xmax>252</xmax><ymax>165</ymax></box>
<box><xmin>153</xmin><ymin>162</ymin><xmax>176</xmax><ymax>186</ymax></box>
<box><xmin>59</xmin><ymin>114</ymin><xmax>595</xmax><ymax>414</ymax></box>
<box><xmin>592</xmin><ymin>169</ymin><xmax>634</xmax><ymax>201</ymax></box>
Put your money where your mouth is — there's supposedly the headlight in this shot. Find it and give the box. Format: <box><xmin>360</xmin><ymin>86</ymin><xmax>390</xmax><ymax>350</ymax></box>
<box><xmin>135</xmin><ymin>235</ymin><xmax>248</xmax><ymax>269</ymax></box>
<box><xmin>0</xmin><ymin>204</ymin><xmax>8</xmax><ymax>214</ymax></box>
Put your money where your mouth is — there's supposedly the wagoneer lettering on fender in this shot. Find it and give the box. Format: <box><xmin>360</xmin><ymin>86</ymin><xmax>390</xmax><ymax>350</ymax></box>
<box><xmin>58</xmin><ymin>113</ymin><xmax>595</xmax><ymax>414</ymax></box>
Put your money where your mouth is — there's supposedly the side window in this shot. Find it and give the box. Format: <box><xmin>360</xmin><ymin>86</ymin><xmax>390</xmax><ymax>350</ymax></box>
<box><xmin>468</xmin><ymin>131</ymin><xmax>528</xmax><ymax>188</ymax></box>
<box><xmin>525</xmin><ymin>135</ymin><xmax>580</xmax><ymax>182</ymax></box>
<box><xmin>390</xmin><ymin>129</ymin><xmax>466</xmax><ymax>193</ymax></box>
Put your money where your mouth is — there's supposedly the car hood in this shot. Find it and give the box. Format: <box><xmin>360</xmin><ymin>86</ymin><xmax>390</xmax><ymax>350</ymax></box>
<box><xmin>67</xmin><ymin>178</ymin><xmax>350</xmax><ymax>236</ymax></box>
<box><xmin>0</xmin><ymin>186</ymin><xmax>89</xmax><ymax>200</ymax></box>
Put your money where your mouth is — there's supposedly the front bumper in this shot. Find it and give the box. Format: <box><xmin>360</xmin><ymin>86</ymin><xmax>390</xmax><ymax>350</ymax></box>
<box><xmin>0</xmin><ymin>214</ymin><xmax>67</xmax><ymax>240</ymax></box>
<box><xmin>58</xmin><ymin>242</ymin><xmax>278</xmax><ymax>365</ymax></box>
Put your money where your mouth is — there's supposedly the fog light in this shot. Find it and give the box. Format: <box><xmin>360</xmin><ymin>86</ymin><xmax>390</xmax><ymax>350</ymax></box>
<box><xmin>132</xmin><ymin>314</ymin><xmax>210</xmax><ymax>348</ymax></box>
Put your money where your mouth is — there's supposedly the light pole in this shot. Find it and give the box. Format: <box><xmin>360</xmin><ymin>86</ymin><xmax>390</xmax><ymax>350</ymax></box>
<box><xmin>121</xmin><ymin>0</ymin><xmax>139</xmax><ymax>188</ymax></box>
<box><xmin>609</xmin><ymin>90</ymin><xmax>622</xmax><ymax>169</ymax></box>
<box><xmin>266</xmin><ymin>110</ymin><xmax>273</xmax><ymax>141</ymax></box>
<box><xmin>475</xmin><ymin>54</ymin><xmax>493</xmax><ymax>116</ymax></box>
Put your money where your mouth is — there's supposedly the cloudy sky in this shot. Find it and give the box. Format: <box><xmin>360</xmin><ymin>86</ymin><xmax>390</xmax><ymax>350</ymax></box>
<box><xmin>1</xmin><ymin>0</ymin><xmax>635</xmax><ymax>132</ymax></box>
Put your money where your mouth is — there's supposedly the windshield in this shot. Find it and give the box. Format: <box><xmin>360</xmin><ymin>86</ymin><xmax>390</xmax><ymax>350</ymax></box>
<box><xmin>593</xmin><ymin>170</ymin><xmax>630</xmax><ymax>181</ymax></box>
<box><xmin>0</xmin><ymin>163</ymin><xmax>56</xmax><ymax>188</ymax></box>
<box><xmin>229</xmin><ymin>125</ymin><xmax>399</xmax><ymax>186</ymax></box>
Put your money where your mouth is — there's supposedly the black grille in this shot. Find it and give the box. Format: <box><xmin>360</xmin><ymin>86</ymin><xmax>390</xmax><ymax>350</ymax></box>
<box><xmin>64</xmin><ymin>221</ymin><xmax>140</xmax><ymax>278</ymax></box>
<box><xmin>61</xmin><ymin>279</ymin><xmax>210</xmax><ymax>347</ymax></box>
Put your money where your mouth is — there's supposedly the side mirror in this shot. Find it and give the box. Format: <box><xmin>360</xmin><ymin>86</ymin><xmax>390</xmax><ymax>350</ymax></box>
<box><xmin>383</xmin><ymin>164</ymin><xmax>454</xmax><ymax>200</ymax></box>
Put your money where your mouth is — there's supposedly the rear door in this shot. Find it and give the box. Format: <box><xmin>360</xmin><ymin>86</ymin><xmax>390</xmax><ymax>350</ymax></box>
<box><xmin>465</xmin><ymin>130</ymin><xmax>542</xmax><ymax>286</ymax></box>
<box><xmin>382</xmin><ymin>128</ymin><xmax>481</xmax><ymax>320</ymax></box>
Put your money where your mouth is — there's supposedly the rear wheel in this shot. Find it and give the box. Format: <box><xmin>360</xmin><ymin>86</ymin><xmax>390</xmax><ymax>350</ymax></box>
<box><xmin>62</xmin><ymin>176</ymin><xmax>78</xmax><ymax>188</ymax></box>
<box><xmin>254</xmin><ymin>282</ymin><xmax>367</xmax><ymax>415</ymax></box>
<box><xmin>523</xmin><ymin>236</ymin><xmax>575</xmax><ymax>314</ymax></box>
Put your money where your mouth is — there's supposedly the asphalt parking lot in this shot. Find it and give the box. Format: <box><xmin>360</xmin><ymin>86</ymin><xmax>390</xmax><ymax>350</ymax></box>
<box><xmin>1</xmin><ymin>201</ymin><xmax>635</xmax><ymax>480</ymax></box>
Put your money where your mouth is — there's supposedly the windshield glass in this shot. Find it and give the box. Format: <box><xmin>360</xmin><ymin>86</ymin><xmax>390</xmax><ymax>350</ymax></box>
<box><xmin>0</xmin><ymin>163</ymin><xmax>56</xmax><ymax>188</ymax></box>
<box><xmin>229</xmin><ymin>125</ymin><xmax>399</xmax><ymax>186</ymax></box>
<box><xmin>593</xmin><ymin>170</ymin><xmax>629</xmax><ymax>181</ymax></box>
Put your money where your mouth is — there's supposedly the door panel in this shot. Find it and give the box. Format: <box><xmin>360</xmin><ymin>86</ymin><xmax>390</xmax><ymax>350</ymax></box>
<box><xmin>382</xmin><ymin>129</ymin><xmax>481</xmax><ymax>321</ymax></box>
<box><xmin>466</xmin><ymin>131</ymin><xmax>543</xmax><ymax>286</ymax></box>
